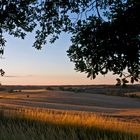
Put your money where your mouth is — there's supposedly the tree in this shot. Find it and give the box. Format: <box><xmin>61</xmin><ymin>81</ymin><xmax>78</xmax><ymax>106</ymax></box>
<box><xmin>67</xmin><ymin>0</ymin><xmax>140</xmax><ymax>84</ymax></box>
<box><xmin>0</xmin><ymin>0</ymin><xmax>140</xmax><ymax>83</ymax></box>
<box><xmin>0</xmin><ymin>0</ymin><xmax>92</xmax><ymax>75</ymax></box>
<box><xmin>0</xmin><ymin>0</ymin><xmax>92</xmax><ymax>48</ymax></box>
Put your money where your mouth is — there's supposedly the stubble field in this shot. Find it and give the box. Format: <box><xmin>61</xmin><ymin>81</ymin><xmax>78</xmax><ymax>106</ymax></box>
<box><xmin>0</xmin><ymin>85</ymin><xmax>140</xmax><ymax>140</ymax></box>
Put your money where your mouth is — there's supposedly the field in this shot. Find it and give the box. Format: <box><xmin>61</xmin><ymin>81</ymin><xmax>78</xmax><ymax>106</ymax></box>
<box><xmin>0</xmin><ymin>85</ymin><xmax>140</xmax><ymax>140</ymax></box>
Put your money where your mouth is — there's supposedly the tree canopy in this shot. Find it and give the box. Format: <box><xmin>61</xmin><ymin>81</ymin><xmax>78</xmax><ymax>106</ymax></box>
<box><xmin>0</xmin><ymin>0</ymin><xmax>140</xmax><ymax>84</ymax></box>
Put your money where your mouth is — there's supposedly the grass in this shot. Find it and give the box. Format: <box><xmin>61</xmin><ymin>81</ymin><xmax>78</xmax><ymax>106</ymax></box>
<box><xmin>0</xmin><ymin>107</ymin><xmax>140</xmax><ymax>140</ymax></box>
<box><xmin>57</xmin><ymin>85</ymin><xmax>140</xmax><ymax>98</ymax></box>
<box><xmin>58</xmin><ymin>86</ymin><xmax>85</xmax><ymax>93</ymax></box>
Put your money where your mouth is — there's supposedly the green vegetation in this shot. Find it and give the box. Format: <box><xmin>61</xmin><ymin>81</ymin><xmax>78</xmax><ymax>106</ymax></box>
<box><xmin>46</xmin><ymin>87</ymin><xmax>54</xmax><ymax>90</ymax></box>
<box><xmin>0</xmin><ymin>87</ymin><xmax>6</xmax><ymax>91</ymax></box>
<box><xmin>58</xmin><ymin>86</ymin><xmax>85</xmax><ymax>93</ymax></box>
<box><xmin>0</xmin><ymin>108</ymin><xmax>140</xmax><ymax>140</ymax></box>
<box><xmin>125</xmin><ymin>94</ymin><xmax>140</xmax><ymax>99</ymax></box>
<box><xmin>57</xmin><ymin>85</ymin><xmax>140</xmax><ymax>99</ymax></box>
<box><xmin>8</xmin><ymin>89</ymin><xmax>14</xmax><ymax>93</ymax></box>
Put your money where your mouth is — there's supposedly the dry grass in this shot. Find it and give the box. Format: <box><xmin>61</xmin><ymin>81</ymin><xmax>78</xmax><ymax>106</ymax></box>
<box><xmin>0</xmin><ymin>114</ymin><xmax>139</xmax><ymax>139</ymax></box>
<box><xmin>1</xmin><ymin>107</ymin><xmax>140</xmax><ymax>136</ymax></box>
<box><xmin>0</xmin><ymin>94</ymin><xmax>140</xmax><ymax>140</ymax></box>
<box><xmin>124</xmin><ymin>92</ymin><xmax>140</xmax><ymax>98</ymax></box>
<box><xmin>0</xmin><ymin>85</ymin><xmax>140</xmax><ymax>139</ymax></box>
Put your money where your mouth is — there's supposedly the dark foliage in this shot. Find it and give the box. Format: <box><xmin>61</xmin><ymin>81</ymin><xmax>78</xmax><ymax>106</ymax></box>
<box><xmin>67</xmin><ymin>0</ymin><xmax>140</xmax><ymax>83</ymax></box>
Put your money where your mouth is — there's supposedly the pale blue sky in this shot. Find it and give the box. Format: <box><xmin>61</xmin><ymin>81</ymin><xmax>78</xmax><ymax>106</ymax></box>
<box><xmin>0</xmin><ymin>32</ymin><xmax>116</xmax><ymax>85</ymax></box>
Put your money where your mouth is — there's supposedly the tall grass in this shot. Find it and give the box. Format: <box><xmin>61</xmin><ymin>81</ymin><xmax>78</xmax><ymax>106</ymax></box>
<box><xmin>0</xmin><ymin>107</ymin><xmax>140</xmax><ymax>140</ymax></box>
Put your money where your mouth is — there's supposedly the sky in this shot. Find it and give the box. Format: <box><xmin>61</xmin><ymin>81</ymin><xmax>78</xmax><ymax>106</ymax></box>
<box><xmin>0</xmin><ymin>32</ymin><xmax>117</xmax><ymax>85</ymax></box>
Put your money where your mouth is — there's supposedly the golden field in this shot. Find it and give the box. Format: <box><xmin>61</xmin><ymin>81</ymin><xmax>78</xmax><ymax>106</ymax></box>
<box><xmin>0</xmin><ymin>85</ymin><xmax>140</xmax><ymax>140</ymax></box>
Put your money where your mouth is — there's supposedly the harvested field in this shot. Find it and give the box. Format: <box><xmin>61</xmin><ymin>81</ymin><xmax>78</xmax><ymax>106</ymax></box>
<box><xmin>0</xmin><ymin>85</ymin><xmax>140</xmax><ymax>122</ymax></box>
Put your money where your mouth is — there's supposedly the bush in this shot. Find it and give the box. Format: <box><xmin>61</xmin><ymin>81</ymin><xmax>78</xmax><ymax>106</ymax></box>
<box><xmin>59</xmin><ymin>86</ymin><xmax>65</xmax><ymax>91</ymax></box>
<box><xmin>46</xmin><ymin>87</ymin><xmax>54</xmax><ymax>90</ymax></box>
<box><xmin>8</xmin><ymin>89</ymin><xmax>14</xmax><ymax>93</ymax></box>
<box><xmin>127</xmin><ymin>94</ymin><xmax>140</xmax><ymax>98</ymax></box>
<box><xmin>0</xmin><ymin>87</ymin><xmax>6</xmax><ymax>91</ymax></box>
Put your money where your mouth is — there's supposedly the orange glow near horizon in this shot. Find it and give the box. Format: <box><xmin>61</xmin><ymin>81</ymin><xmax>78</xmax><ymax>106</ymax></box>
<box><xmin>1</xmin><ymin>34</ymin><xmax>118</xmax><ymax>86</ymax></box>
<box><xmin>1</xmin><ymin>73</ymin><xmax>116</xmax><ymax>85</ymax></box>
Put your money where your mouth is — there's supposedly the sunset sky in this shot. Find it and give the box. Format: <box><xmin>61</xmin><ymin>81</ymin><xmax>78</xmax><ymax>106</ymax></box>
<box><xmin>0</xmin><ymin>32</ymin><xmax>117</xmax><ymax>85</ymax></box>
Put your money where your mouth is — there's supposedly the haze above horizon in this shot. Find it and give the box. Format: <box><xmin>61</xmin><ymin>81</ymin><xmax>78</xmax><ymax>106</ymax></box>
<box><xmin>0</xmin><ymin>33</ymin><xmax>116</xmax><ymax>85</ymax></box>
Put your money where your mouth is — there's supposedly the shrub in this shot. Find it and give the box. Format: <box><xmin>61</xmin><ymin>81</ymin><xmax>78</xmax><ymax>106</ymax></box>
<box><xmin>46</xmin><ymin>87</ymin><xmax>54</xmax><ymax>90</ymax></box>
